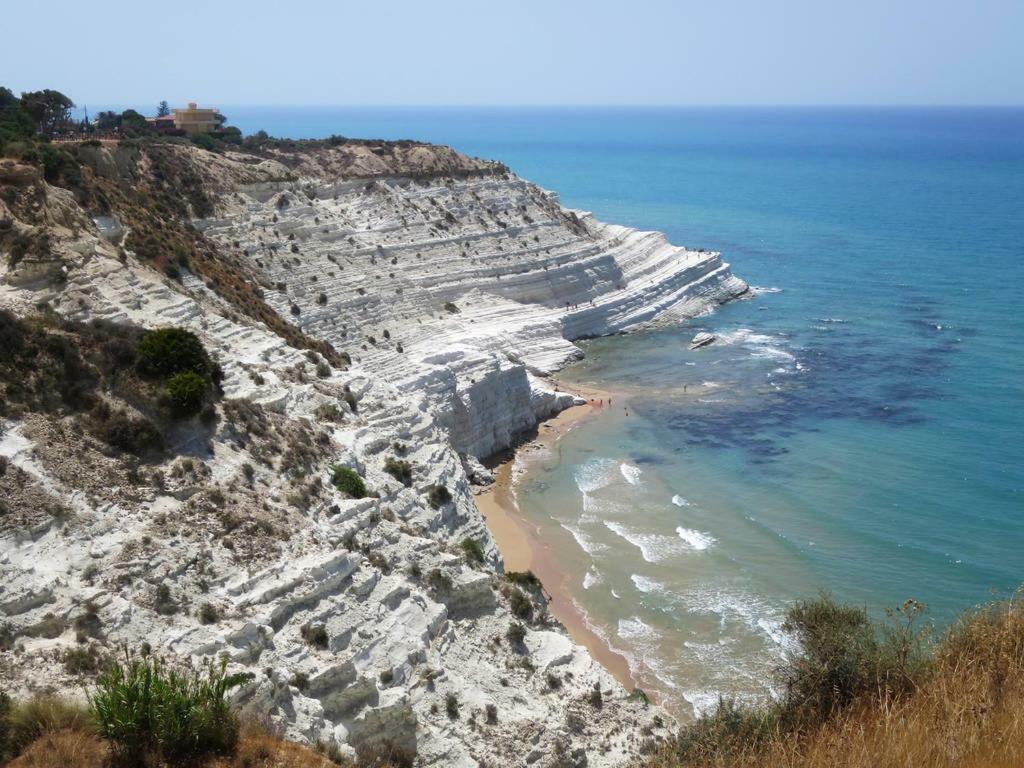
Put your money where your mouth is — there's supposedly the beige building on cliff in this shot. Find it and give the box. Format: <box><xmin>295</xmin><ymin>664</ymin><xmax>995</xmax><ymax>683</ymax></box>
<box><xmin>171</xmin><ymin>103</ymin><xmax>220</xmax><ymax>134</ymax></box>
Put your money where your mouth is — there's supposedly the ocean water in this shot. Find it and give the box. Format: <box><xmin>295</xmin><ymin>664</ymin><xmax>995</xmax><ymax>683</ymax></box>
<box><xmin>230</xmin><ymin>107</ymin><xmax>1024</xmax><ymax>713</ymax></box>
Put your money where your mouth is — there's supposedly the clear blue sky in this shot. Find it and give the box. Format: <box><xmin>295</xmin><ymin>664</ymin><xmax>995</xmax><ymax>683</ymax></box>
<box><xmin>4</xmin><ymin>0</ymin><xmax>1022</xmax><ymax>106</ymax></box>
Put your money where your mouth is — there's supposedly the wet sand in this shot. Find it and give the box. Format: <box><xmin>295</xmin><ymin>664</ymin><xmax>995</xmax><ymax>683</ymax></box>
<box><xmin>475</xmin><ymin>380</ymin><xmax>639</xmax><ymax>691</ymax></box>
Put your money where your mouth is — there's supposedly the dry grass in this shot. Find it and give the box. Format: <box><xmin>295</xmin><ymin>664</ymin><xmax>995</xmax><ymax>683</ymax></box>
<box><xmin>8</xmin><ymin>723</ymin><xmax>335</xmax><ymax>767</ymax></box>
<box><xmin>646</xmin><ymin>596</ymin><xmax>1024</xmax><ymax>768</ymax></box>
<box><xmin>4</xmin><ymin>720</ymin><xmax>410</xmax><ymax>768</ymax></box>
<box><xmin>7</xmin><ymin>729</ymin><xmax>109</xmax><ymax>767</ymax></box>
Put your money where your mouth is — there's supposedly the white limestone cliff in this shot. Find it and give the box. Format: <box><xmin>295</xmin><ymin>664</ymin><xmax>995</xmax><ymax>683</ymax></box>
<box><xmin>0</xmin><ymin>143</ymin><xmax>746</xmax><ymax>766</ymax></box>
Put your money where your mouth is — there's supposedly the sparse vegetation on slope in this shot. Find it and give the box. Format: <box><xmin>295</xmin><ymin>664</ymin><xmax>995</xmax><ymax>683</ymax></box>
<box><xmin>645</xmin><ymin>593</ymin><xmax>1024</xmax><ymax>768</ymax></box>
<box><xmin>0</xmin><ymin>311</ymin><xmax>218</xmax><ymax>455</ymax></box>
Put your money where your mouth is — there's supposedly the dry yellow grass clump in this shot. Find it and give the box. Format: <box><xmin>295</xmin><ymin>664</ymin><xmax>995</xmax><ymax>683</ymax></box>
<box><xmin>7</xmin><ymin>722</ymin><xmax>341</xmax><ymax>768</ymax></box>
<box><xmin>646</xmin><ymin>596</ymin><xmax>1024</xmax><ymax>768</ymax></box>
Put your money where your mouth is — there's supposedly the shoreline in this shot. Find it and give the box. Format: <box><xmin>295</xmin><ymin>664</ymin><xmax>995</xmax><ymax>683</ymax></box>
<box><xmin>475</xmin><ymin>378</ymin><xmax>641</xmax><ymax>692</ymax></box>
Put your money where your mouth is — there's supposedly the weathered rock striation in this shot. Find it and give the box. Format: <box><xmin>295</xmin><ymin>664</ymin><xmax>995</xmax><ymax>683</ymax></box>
<box><xmin>0</xmin><ymin>141</ymin><xmax>746</xmax><ymax>766</ymax></box>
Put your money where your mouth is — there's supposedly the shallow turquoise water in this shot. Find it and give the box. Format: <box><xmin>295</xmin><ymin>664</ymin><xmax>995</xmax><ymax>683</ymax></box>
<box><xmin>228</xmin><ymin>107</ymin><xmax>1024</xmax><ymax>710</ymax></box>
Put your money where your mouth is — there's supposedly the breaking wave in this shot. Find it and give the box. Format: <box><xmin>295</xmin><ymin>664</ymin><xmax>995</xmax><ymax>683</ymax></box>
<box><xmin>620</xmin><ymin>462</ymin><xmax>643</xmax><ymax>485</ymax></box>
<box><xmin>604</xmin><ymin>521</ymin><xmax>687</xmax><ymax>563</ymax></box>
<box><xmin>676</xmin><ymin>526</ymin><xmax>716</xmax><ymax>551</ymax></box>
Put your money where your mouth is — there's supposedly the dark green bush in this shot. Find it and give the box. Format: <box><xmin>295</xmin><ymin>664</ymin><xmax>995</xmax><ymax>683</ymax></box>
<box><xmin>90</xmin><ymin>655</ymin><xmax>251</xmax><ymax>764</ymax></box>
<box><xmin>427</xmin><ymin>568</ymin><xmax>453</xmax><ymax>593</ymax></box>
<box><xmin>301</xmin><ymin>624</ymin><xmax>329</xmax><ymax>650</ymax></box>
<box><xmin>197</xmin><ymin>602</ymin><xmax>220</xmax><ymax>625</ymax></box>
<box><xmin>426</xmin><ymin>484</ymin><xmax>451</xmax><ymax>509</ymax></box>
<box><xmin>505</xmin><ymin>570</ymin><xmax>541</xmax><ymax>589</ymax></box>
<box><xmin>460</xmin><ymin>537</ymin><xmax>485</xmax><ymax>564</ymax></box>
<box><xmin>445</xmin><ymin>692</ymin><xmax>459</xmax><ymax>719</ymax></box>
<box><xmin>506</xmin><ymin>622</ymin><xmax>527</xmax><ymax>647</ymax></box>
<box><xmin>191</xmin><ymin>133</ymin><xmax>218</xmax><ymax>152</ymax></box>
<box><xmin>383</xmin><ymin>456</ymin><xmax>413</xmax><ymax>486</ymax></box>
<box><xmin>331</xmin><ymin>465</ymin><xmax>367</xmax><ymax>498</ymax></box>
<box><xmin>164</xmin><ymin>370</ymin><xmax>208</xmax><ymax>417</ymax></box>
<box><xmin>137</xmin><ymin>327</ymin><xmax>211</xmax><ymax>378</ymax></box>
<box><xmin>778</xmin><ymin>594</ymin><xmax>929</xmax><ymax>725</ymax></box>
<box><xmin>509</xmin><ymin>588</ymin><xmax>533</xmax><ymax>621</ymax></box>
<box><xmin>64</xmin><ymin>646</ymin><xmax>102</xmax><ymax>676</ymax></box>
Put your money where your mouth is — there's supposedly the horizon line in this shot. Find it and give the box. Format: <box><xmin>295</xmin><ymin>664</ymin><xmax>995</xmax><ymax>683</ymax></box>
<box><xmin>71</xmin><ymin>102</ymin><xmax>1024</xmax><ymax>111</ymax></box>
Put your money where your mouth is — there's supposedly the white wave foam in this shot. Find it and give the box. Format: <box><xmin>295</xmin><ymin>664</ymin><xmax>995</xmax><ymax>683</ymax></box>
<box><xmin>574</xmin><ymin>457</ymin><xmax>618</xmax><ymax>494</ymax></box>
<box><xmin>604</xmin><ymin>521</ymin><xmax>687</xmax><ymax>563</ymax></box>
<box><xmin>560</xmin><ymin>522</ymin><xmax>608</xmax><ymax>555</ymax></box>
<box><xmin>682</xmin><ymin>587</ymin><xmax>797</xmax><ymax>653</ymax></box>
<box><xmin>583</xmin><ymin>567</ymin><xmax>601</xmax><ymax>590</ymax></box>
<box><xmin>630</xmin><ymin>574</ymin><xmax>667</xmax><ymax>594</ymax></box>
<box><xmin>619</xmin><ymin>462</ymin><xmax>643</xmax><ymax>485</ymax></box>
<box><xmin>671</xmin><ymin>494</ymin><xmax>690</xmax><ymax>507</ymax></box>
<box><xmin>715</xmin><ymin>328</ymin><xmax>796</xmax><ymax>365</ymax></box>
<box><xmin>618</xmin><ymin>616</ymin><xmax>658</xmax><ymax>642</ymax></box>
<box><xmin>683</xmin><ymin>690</ymin><xmax>727</xmax><ymax>717</ymax></box>
<box><xmin>676</xmin><ymin>526</ymin><xmax>716</xmax><ymax>551</ymax></box>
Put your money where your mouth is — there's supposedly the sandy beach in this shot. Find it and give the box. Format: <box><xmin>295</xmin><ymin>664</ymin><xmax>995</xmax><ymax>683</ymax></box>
<box><xmin>475</xmin><ymin>379</ymin><xmax>640</xmax><ymax>691</ymax></box>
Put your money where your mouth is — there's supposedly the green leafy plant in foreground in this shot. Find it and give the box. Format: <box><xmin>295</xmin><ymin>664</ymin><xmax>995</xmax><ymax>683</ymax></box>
<box><xmin>89</xmin><ymin>654</ymin><xmax>252</xmax><ymax>763</ymax></box>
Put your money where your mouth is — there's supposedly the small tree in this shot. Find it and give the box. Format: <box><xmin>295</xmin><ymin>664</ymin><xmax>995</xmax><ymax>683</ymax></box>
<box><xmin>20</xmin><ymin>89</ymin><xmax>74</xmax><ymax>136</ymax></box>
<box><xmin>94</xmin><ymin>110</ymin><xmax>121</xmax><ymax>131</ymax></box>
<box><xmin>157</xmin><ymin>100</ymin><xmax>170</xmax><ymax>117</ymax></box>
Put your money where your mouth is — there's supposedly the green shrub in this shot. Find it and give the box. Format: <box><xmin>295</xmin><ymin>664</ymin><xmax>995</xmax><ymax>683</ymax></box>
<box><xmin>778</xmin><ymin>594</ymin><xmax>929</xmax><ymax>725</ymax></box>
<box><xmin>331</xmin><ymin>465</ymin><xmax>367</xmax><ymax>498</ymax></box>
<box><xmin>509</xmin><ymin>588</ymin><xmax>533</xmax><ymax>621</ymax></box>
<box><xmin>505</xmin><ymin>570</ymin><xmax>540</xmax><ymax>589</ymax></box>
<box><xmin>137</xmin><ymin>327</ymin><xmax>211</xmax><ymax>378</ymax></box>
<box><xmin>191</xmin><ymin>133</ymin><xmax>218</xmax><ymax>152</ymax></box>
<box><xmin>460</xmin><ymin>537</ymin><xmax>485</xmax><ymax>564</ymax></box>
<box><xmin>426</xmin><ymin>484</ymin><xmax>451</xmax><ymax>509</ymax></box>
<box><xmin>301</xmin><ymin>624</ymin><xmax>329</xmax><ymax>650</ymax></box>
<box><xmin>164</xmin><ymin>370</ymin><xmax>208</xmax><ymax>417</ymax></box>
<box><xmin>64</xmin><ymin>645</ymin><xmax>102</xmax><ymax>676</ymax></box>
<box><xmin>657</xmin><ymin>594</ymin><xmax>934</xmax><ymax>766</ymax></box>
<box><xmin>90</xmin><ymin>655</ymin><xmax>252</xmax><ymax>764</ymax></box>
<box><xmin>197</xmin><ymin>602</ymin><xmax>220</xmax><ymax>625</ymax></box>
<box><xmin>445</xmin><ymin>692</ymin><xmax>459</xmax><ymax>719</ymax></box>
<box><xmin>506</xmin><ymin>622</ymin><xmax>527</xmax><ymax>647</ymax></box>
<box><xmin>383</xmin><ymin>456</ymin><xmax>413</xmax><ymax>486</ymax></box>
<box><xmin>659</xmin><ymin>697</ymin><xmax>781</xmax><ymax>763</ymax></box>
<box><xmin>427</xmin><ymin>568</ymin><xmax>453</xmax><ymax>593</ymax></box>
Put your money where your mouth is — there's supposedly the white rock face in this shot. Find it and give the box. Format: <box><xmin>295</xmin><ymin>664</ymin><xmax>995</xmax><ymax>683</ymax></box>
<box><xmin>0</xmin><ymin>144</ymin><xmax>744</xmax><ymax>765</ymax></box>
<box><xmin>197</xmin><ymin>173</ymin><xmax>747</xmax><ymax>457</ymax></box>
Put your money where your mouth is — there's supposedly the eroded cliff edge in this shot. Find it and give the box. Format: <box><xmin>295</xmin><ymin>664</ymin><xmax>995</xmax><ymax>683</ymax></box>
<box><xmin>0</xmin><ymin>139</ymin><xmax>746</xmax><ymax>766</ymax></box>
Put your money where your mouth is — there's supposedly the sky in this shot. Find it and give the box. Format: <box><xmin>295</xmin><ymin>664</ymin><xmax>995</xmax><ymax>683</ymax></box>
<box><xmin>3</xmin><ymin>0</ymin><xmax>1022</xmax><ymax>107</ymax></box>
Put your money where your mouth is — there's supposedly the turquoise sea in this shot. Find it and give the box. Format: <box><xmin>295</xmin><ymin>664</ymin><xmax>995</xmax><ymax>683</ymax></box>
<box><xmin>228</xmin><ymin>107</ymin><xmax>1024</xmax><ymax>712</ymax></box>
